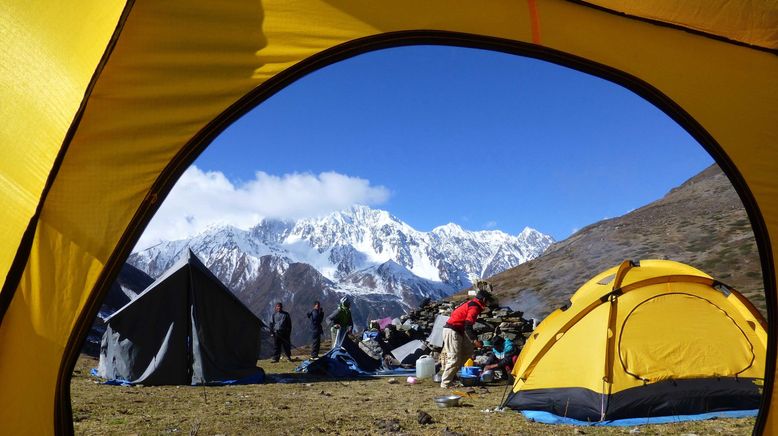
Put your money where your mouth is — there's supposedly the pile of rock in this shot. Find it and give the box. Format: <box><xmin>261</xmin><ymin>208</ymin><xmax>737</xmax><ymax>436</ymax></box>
<box><xmin>403</xmin><ymin>299</ymin><xmax>534</xmax><ymax>347</ymax></box>
<box><xmin>360</xmin><ymin>295</ymin><xmax>535</xmax><ymax>365</ymax></box>
<box><xmin>472</xmin><ymin>306</ymin><xmax>535</xmax><ymax>344</ymax></box>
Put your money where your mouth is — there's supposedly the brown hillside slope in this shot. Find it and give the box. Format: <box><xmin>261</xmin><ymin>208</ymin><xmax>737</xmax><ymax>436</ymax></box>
<box><xmin>487</xmin><ymin>164</ymin><xmax>765</xmax><ymax>320</ymax></box>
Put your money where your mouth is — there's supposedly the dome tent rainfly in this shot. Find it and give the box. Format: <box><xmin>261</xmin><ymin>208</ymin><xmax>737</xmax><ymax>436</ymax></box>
<box><xmin>97</xmin><ymin>250</ymin><xmax>265</xmax><ymax>386</ymax></box>
<box><xmin>0</xmin><ymin>1</ymin><xmax>777</xmax><ymax>434</ymax></box>
<box><xmin>504</xmin><ymin>259</ymin><xmax>767</xmax><ymax>423</ymax></box>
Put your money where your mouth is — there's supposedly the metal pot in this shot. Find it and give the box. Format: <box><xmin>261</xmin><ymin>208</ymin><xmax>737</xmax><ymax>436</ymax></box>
<box><xmin>434</xmin><ymin>395</ymin><xmax>462</xmax><ymax>408</ymax></box>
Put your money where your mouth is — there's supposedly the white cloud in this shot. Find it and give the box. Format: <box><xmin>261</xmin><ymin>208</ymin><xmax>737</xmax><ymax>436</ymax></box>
<box><xmin>483</xmin><ymin>220</ymin><xmax>497</xmax><ymax>229</ymax></box>
<box><xmin>135</xmin><ymin>166</ymin><xmax>390</xmax><ymax>250</ymax></box>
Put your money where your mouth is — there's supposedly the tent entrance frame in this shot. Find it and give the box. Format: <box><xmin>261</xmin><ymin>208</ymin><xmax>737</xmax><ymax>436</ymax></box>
<box><xmin>52</xmin><ymin>30</ymin><xmax>775</xmax><ymax>435</ymax></box>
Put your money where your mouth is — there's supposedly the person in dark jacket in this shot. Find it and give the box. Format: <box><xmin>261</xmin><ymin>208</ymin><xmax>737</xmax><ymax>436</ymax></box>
<box><xmin>307</xmin><ymin>301</ymin><xmax>324</xmax><ymax>358</ymax></box>
<box><xmin>440</xmin><ymin>284</ymin><xmax>493</xmax><ymax>388</ymax></box>
<box><xmin>327</xmin><ymin>296</ymin><xmax>353</xmax><ymax>349</ymax></box>
<box><xmin>269</xmin><ymin>302</ymin><xmax>292</xmax><ymax>363</ymax></box>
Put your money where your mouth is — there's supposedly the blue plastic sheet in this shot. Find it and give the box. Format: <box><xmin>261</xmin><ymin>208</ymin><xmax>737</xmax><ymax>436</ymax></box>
<box><xmin>521</xmin><ymin>409</ymin><xmax>758</xmax><ymax>426</ymax></box>
<box><xmin>90</xmin><ymin>367</ymin><xmax>265</xmax><ymax>386</ymax></box>
<box><xmin>296</xmin><ymin>349</ymin><xmax>371</xmax><ymax>377</ymax></box>
<box><xmin>297</xmin><ymin>335</ymin><xmax>384</xmax><ymax>377</ymax></box>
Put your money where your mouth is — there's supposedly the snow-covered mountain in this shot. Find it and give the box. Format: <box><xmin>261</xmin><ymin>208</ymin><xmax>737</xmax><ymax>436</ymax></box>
<box><xmin>127</xmin><ymin>205</ymin><xmax>553</xmax><ymax>345</ymax></box>
<box><xmin>132</xmin><ymin>205</ymin><xmax>552</xmax><ymax>290</ymax></box>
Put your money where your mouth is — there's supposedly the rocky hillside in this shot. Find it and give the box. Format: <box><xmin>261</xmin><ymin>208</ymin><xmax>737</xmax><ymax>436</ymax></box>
<box><xmin>485</xmin><ymin>165</ymin><xmax>764</xmax><ymax>320</ymax></box>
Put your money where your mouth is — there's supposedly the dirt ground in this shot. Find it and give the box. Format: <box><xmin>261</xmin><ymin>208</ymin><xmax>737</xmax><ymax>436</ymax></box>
<box><xmin>71</xmin><ymin>354</ymin><xmax>756</xmax><ymax>435</ymax></box>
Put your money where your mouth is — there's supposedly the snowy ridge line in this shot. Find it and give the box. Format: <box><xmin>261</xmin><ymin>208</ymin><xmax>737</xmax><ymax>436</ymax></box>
<box><xmin>129</xmin><ymin>205</ymin><xmax>554</xmax><ymax>302</ymax></box>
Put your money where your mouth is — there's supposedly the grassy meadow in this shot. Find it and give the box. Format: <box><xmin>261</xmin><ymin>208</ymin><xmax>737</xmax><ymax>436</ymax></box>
<box><xmin>71</xmin><ymin>354</ymin><xmax>755</xmax><ymax>435</ymax></box>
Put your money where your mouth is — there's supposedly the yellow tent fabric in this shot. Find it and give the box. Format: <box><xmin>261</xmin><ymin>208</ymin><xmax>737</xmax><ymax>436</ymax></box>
<box><xmin>0</xmin><ymin>1</ymin><xmax>776</xmax><ymax>434</ymax></box>
<box><xmin>506</xmin><ymin>260</ymin><xmax>767</xmax><ymax>421</ymax></box>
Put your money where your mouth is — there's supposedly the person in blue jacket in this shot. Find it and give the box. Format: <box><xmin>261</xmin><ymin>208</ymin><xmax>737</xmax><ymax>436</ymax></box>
<box><xmin>307</xmin><ymin>301</ymin><xmax>324</xmax><ymax>358</ymax></box>
<box><xmin>484</xmin><ymin>335</ymin><xmax>517</xmax><ymax>373</ymax></box>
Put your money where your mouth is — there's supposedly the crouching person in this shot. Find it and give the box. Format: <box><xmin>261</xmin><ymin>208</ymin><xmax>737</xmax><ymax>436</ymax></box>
<box><xmin>440</xmin><ymin>288</ymin><xmax>492</xmax><ymax>388</ymax></box>
<box><xmin>483</xmin><ymin>335</ymin><xmax>518</xmax><ymax>377</ymax></box>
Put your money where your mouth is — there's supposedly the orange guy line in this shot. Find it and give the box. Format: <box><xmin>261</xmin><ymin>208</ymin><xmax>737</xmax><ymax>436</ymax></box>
<box><xmin>527</xmin><ymin>0</ymin><xmax>542</xmax><ymax>44</ymax></box>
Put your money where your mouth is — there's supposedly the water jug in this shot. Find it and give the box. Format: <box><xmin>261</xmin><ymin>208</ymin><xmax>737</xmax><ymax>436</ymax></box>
<box><xmin>416</xmin><ymin>355</ymin><xmax>435</xmax><ymax>379</ymax></box>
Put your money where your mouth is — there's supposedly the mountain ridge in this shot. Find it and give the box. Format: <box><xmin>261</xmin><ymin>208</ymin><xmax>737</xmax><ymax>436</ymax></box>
<box><xmin>127</xmin><ymin>205</ymin><xmax>554</xmax><ymax>347</ymax></box>
<box><xmin>130</xmin><ymin>205</ymin><xmax>553</xmax><ymax>289</ymax></box>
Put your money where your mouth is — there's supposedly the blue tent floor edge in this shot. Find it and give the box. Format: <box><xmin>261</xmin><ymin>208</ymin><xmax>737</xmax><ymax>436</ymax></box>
<box><xmin>521</xmin><ymin>409</ymin><xmax>759</xmax><ymax>426</ymax></box>
<box><xmin>90</xmin><ymin>367</ymin><xmax>265</xmax><ymax>386</ymax></box>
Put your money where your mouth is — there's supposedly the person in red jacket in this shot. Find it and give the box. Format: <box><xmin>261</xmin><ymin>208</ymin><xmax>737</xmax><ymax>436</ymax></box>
<box><xmin>440</xmin><ymin>285</ymin><xmax>493</xmax><ymax>388</ymax></box>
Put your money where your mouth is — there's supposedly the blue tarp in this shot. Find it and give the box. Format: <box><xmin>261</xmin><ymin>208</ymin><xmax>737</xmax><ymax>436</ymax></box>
<box><xmin>295</xmin><ymin>352</ymin><xmax>417</xmax><ymax>378</ymax></box>
<box><xmin>296</xmin><ymin>334</ymin><xmax>383</xmax><ymax>377</ymax></box>
<box><xmin>296</xmin><ymin>348</ymin><xmax>372</xmax><ymax>377</ymax></box>
<box><xmin>90</xmin><ymin>367</ymin><xmax>265</xmax><ymax>386</ymax></box>
<box><xmin>521</xmin><ymin>409</ymin><xmax>759</xmax><ymax>426</ymax></box>
<box><xmin>294</xmin><ymin>332</ymin><xmax>429</xmax><ymax>378</ymax></box>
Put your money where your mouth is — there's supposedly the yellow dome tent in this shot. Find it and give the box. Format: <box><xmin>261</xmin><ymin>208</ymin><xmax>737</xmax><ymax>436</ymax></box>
<box><xmin>505</xmin><ymin>259</ymin><xmax>767</xmax><ymax>422</ymax></box>
<box><xmin>1</xmin><ymin>1</ymin><xmax>776</xmax><ymax>434</ymax></box>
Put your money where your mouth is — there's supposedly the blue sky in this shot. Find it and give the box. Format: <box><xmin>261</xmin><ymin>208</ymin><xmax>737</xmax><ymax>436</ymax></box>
<box><xmin>140</xmin><ymin>45</ymin><xmax>713</xmax><ymax>248</ymax></box>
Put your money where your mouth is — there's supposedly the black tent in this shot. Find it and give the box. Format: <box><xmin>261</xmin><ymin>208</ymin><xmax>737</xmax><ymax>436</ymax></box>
<box><xmin>97</xmin><ymin>250</ymin><xmax>264</xmax><ymax>385</ymax></box>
